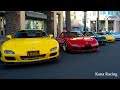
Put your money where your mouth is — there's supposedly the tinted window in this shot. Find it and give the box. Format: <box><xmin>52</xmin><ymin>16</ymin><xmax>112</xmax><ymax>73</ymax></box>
<box><xmin>64</xmin><ymin>32</ymin><xmax>83</xmax><ymax>38</ymax></box>
<box><xmin>83</xmin><ymin>32</ymin><xmax>94</xmax><ymax>36</ymax></box>
<box><xmin>97</xmin><ymin>32</ymin><xmax>105</xmax><ymax>35</ymax></box>
<box><xmin>14</xmin><ymin>30</ymin><xmax>48</xmax><ymax>38</ymax></box>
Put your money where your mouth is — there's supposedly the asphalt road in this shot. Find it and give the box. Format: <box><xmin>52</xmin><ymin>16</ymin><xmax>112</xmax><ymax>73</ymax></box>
<box><xmin>0</xmin><ymin>41</ymin><xmax>120</xmax><ymax>79</ymax></box>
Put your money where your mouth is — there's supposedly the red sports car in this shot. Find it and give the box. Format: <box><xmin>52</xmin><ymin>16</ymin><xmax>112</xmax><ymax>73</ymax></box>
<box><xmin>56</xmin><ymin>31</ymin><xmax>99</xmax><ymax>52</ymax></box>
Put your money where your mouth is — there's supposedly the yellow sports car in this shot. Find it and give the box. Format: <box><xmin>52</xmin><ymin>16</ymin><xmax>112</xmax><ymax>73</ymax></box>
<box><xmin>0</xmin><ymin>30</ymin><xmax>60</xmax><ymax>64</ymax></box>
<box><xmin>97</xmin><ymin>32</ymin><xmax>115</xmax><ymax>42</ymax></box>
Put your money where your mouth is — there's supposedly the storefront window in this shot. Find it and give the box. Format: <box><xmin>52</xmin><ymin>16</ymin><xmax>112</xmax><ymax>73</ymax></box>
<box><xmin>25</xmin><ymin>19</ymin><xmax>45</xmax><ymax>30</ymax></box>
<box><xmin>100</xmin><ymin>11</ymin><xmax>103</xmax><ymax>15</ymax></box>
<box><xmin>108</xmin><ymin>11</ymin><xmax>113</xmax><ymax>15</ymax></box>
<box><xmin>26</xmin><ymin>20</ymin><xmax>31</xmax><ymax>29</ymax></box>
<box><xmin>33</xmin><ymin>20</ymin><xmax>36</xmax><ymax>29</ymax></box>
<box><xmin>93</xmin><ymin>11</ymin><xmax>96</xmax><ymax>16</ymax></box>
<box><xmin>31</xmin><ymin>20</ymin><xmax>34</xmax><ymax>29</ymax></box>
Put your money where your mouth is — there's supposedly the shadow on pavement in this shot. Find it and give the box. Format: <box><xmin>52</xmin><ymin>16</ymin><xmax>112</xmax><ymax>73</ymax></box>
<box><xmin>0</xmin><ymin>59</ymin><xmax>62</xmax><ymax>70</ymax></box>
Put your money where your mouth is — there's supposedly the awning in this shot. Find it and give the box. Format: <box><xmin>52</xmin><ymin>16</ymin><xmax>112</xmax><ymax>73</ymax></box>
<box><xmin>25</xmin><ymin>11</ymin><xmax>47</xmax><ymax>19</ymax></box>
<box><xmin>108</xmin><ymin>15</ymin><xmax>118</xmax><ymax>18</ymax></box>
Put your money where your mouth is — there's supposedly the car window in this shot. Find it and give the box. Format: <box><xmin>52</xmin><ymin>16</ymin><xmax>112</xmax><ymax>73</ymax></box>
<box><xmin>14</xmin><ymin>30</ymin><xmax>48</xmax><ymax>38</ymax></box>
<box><xmin>97</xmin><ymin>32</ymin><xmax>105</xmax><ymax>35</ymax></box>
<box><xmin>106</xmin><ymin>32</ymin><xmax>109</xmax><ymax>34</ymax></box>
<box><xmin>64</xmin><ymin>32</ymin><xmax>83</xmax><ymax>38</ymax></box>
<box><xmin>83</xmin><ymin>32</ymin><xmax>94</xmax><ymax>36</ymax></box>
<box><xmin>60</xmin><ymin>32</ymin><xmax>64</xmax><ymax>36</ymax></box>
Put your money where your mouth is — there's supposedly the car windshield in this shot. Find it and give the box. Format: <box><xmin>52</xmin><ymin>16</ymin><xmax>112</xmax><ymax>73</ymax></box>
<box><xmin>14</xmin><ymin>30</ymin><xmax>48</xmax><ymax>38</ymax></box>
<box><xmin>97</xmin><ymin>32</ymin><xmax>105</xmax><ymax>35</ymax></box>
<box><xmin>93</xmin><ymin>32</ymin><xmax>99</xmax><ymax>36</ymax></box>
<box><xmin>65</xmin><ymin>32</ymin><xmax>83</xmax><ymax>38</ymax></box>
<box><xmin>112</xmin><ymin>32</ymin><xmax>118</xmax><ymax>35</ymax></box>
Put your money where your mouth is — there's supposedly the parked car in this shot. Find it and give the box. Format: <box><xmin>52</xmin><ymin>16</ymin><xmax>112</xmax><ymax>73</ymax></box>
<box><xmin>82</xmin><ymin>31</ymin><xmax>107</xmax><ymax>45</ymax></box>
<box><xmin>56</xmin><ymin>31</ymin><xmax>99</xmax><ymax>53</ymax></box>
<box><xmin>97</xmin><ymin>32</ymin><xmax>115</xmax><ymax>42</ymax></box>
<box><xmin>106</xmin><ymin>32</ymin><xmax>120</xmax><ymax>41</ymax></box>
<box><xmin>0</xmin><ymin>30</ymin><xmax>60</xmax><ymax>64</ymax></box>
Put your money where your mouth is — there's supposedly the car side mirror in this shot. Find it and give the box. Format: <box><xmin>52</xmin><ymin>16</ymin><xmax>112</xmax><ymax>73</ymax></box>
<box><xmin>6</xmin><ymin>35</ymin><xmax>12</xmax><ymax>39</ymax></box>
<box><xmin>49</xmin><ymin>34</ymin><xmax>53</xmax><ymax>38</ymax></box>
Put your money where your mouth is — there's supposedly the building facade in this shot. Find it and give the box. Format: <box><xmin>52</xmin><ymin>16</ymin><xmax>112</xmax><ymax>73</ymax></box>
<box><xmin>63</xmin><ymin>11</ymin><xmax>91</xmax><ymax>32</ymax></box>
<box><xmin>0</xmin><ymin>11</ymin><xmax>63</xmax><ymax>38</ymax></box>
<box><xmin>63</xmin><ymin>11</ymin><xmax>120</xmax><ymax>32</ymax></box>
<box><xmin>18</xmin><ymin>11</ymin><xmax>63</xmax><ymax>37</ymax></box>
<box><xmin>88</xmin><ymin>11</ymin><xmax>120</xmax><ymax>32</ymax></box>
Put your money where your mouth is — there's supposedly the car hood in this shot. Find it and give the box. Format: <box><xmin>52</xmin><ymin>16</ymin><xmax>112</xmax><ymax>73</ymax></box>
<box><xmin>89</xmin><ymin>35</ymin><xmax>106</xmax><ymax>40</ymax></box>
<box><xmin>95</xmin><ymin>36</ymin><xmax>106</xmax><ymax>40</ymax></box>
<box><xmin>105</xmin><ymin>35</ymin><xmax>115</xmax><ymax>39</ymax></box>
<box><xmin>67</xmin><ymin>37</ymin><xmax>97</xmax><ymax>45</ymax></box>
<box><xmin>2</xmin><ymin>38</ymin><xmax>58</xmax><ymax>50</ymax></box>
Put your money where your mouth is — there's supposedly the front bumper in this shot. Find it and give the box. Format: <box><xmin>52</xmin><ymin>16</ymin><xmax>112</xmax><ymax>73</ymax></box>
<box><xmin>68</xmin><ymin>45</ymin><xmax>99</xmax><ymax>53</ymax></box>
<box><xmin>98</xmin><ymin>40</ymin><xmax>107</xmax><ymax>45</ymax></box>
<box><xmin>0</xmin><ymin>51</ymin><xmax>59</xmax><ymax>64</ymax></box>
<box><xmin>107</xmin><ymin>39</ymin><xmax>115</xmax><ymax>42</ymax></box>
<box><xmin>0</xmin><ymin>56</ymin><xmax>60</xmax><ymax>65</ymax></box>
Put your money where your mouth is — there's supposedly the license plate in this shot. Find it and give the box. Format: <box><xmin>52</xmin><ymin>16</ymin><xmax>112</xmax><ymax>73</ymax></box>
<box><xmin>27</xmin><ymin>51</ymin><xmax>40</xmax><ymax>56</ymax></box>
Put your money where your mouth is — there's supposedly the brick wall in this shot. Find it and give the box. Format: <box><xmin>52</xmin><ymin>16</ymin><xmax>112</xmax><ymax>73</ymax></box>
<box><xmin>5</xmin><ymin>11</ymin><xmax>20</xmax><ymax>37</ymax></box>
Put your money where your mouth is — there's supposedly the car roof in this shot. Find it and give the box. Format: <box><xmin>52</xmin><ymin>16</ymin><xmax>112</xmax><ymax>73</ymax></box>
<box><xmin>20</xmin><ymin>29</ymin><xmax>43</xmax><ymax>30</ymax></box>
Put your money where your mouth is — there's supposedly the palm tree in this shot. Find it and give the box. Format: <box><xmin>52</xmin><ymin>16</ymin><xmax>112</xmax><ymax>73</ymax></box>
<box><xmin>83</xmin><ymin>11</ymin><xmax>87</xmax><ymax>31</ymax></box>
<box><xmin>66</xmin><ymin>11</ymin><xmax>71</xmax><ymax>31</ymax></box>
<box><xmin>96</xmin><ymin>11</ymin><xmax>99</xmax><ymax>32</ymax></box>
<box><xmin>5</xmin><ymin>11</ymin><xmax>20</xmax><ymax>36</ymax></box>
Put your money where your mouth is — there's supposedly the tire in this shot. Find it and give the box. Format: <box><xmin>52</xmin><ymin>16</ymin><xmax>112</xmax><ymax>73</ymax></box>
<box><xmin>51</xmin><ymin>55</ymin><xmax>61</xmax><ymax>64</ymax></box>
<box><xmin>62</xmin><ymin>42</ymin><xmax>68</xmax><ymax>52</ymax></box>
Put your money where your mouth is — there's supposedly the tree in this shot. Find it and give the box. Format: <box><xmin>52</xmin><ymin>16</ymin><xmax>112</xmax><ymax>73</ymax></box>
<box><xmin>5</xmin><ymin>11</ymin><xmax>20</xmax><ymax>36</ymax></box>
<box><xmin>96</xmin><ymin>11</ymin><xmax>99</xmax><ymax>32</ymax></box>
<box><xmin>66</xmin><ymin>11</ymin><xmax>71</xmax><ymax>31</ymax></box>
<box><xmin>46</xmin><ymin>11</ymin><xmax>52</xmax><ymax>35</ymax></box>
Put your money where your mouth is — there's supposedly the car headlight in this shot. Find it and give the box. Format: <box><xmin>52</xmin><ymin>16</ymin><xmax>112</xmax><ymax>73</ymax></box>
<box><xmin>72</xmin><ymin>44</ymin><xmax>78</xmax><ymax>46</ymax></box>
<box><xmin>4</xmin><ymin>50</ymin><xmax>15</xmax><ymax>54</ymax></box>
<box><xmin>50</xmin><ymin>47</ymin><xmax>57</xmax><ymax>51</ymax></box>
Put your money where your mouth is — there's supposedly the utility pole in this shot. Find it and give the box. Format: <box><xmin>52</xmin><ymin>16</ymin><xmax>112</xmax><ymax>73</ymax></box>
<box><xmin>83</xmin><ymin>11</ymin><xmax>87</xmax><ymax>31</ymax></box>
<box><xmin>46</xmin><ymin>11</ymin><xmax>52</xmax><ymax>35</ymax></box>
<box><xmin>96</xmin><ymin>11</ymin><xmax>99</xmax><ymax>32</ymax></box>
